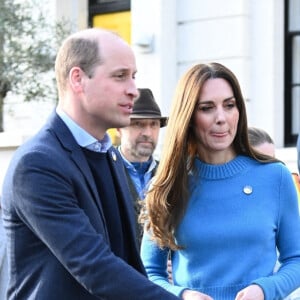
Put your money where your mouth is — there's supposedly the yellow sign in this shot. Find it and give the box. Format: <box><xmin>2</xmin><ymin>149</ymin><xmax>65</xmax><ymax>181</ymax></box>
<box><xmin>93</xmin><ymin>11</ymin><xmax>131</xmax><ymax>43</ymax></box>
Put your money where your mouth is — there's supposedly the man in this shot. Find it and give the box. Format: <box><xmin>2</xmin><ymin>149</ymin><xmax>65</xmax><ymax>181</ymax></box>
<box><xmin>118</xmin><ymin>88</ymin><xmax>167</xmax><ymax>200</ymax></box>
<box><xmin>117</xmin><ymin>88</ymin><xmax>167</xmax><ymax>245</ymax></box>
<box><xmin>1</xmin><ymin>28</ymin><xmax>180</xmax><ymax>300</ymax></box>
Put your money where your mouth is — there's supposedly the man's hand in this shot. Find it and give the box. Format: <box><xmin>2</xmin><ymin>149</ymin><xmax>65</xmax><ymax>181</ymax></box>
<box><xmin>235</xmin><ymin>284</ymin><xmax>264</xmax><ymax>300</ymax></box>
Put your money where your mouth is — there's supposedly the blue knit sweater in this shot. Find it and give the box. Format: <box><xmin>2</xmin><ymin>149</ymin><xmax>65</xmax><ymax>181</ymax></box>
<box><xmin>141</xmin><ymin>155</ymin><xmax>300</xmax><ymax>300</ymax></box>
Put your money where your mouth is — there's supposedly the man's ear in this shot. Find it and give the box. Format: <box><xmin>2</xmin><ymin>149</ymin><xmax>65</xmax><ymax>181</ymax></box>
<box><xmin>69</xmin><ymin>67</ymin><xmax>84</xmax><ymax>93</ymax></box>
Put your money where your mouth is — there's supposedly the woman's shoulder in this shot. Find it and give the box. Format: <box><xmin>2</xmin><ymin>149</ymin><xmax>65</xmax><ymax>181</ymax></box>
<box><xmin>248</xmin><ymin>156</ymin><xmax>293</xmax><ymax>179</ymax></box>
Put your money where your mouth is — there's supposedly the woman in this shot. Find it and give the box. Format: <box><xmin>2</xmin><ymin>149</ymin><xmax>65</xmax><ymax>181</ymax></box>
<box><xmin>140</xmin><ymin>63</ymin><xmax>300</xmax><ymax>300</ymax></box>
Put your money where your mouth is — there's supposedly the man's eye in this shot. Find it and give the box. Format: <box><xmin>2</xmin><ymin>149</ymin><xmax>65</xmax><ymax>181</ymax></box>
<box><xmin>132</xmin><ymin>122</ymin><xmax>141</xmax><ymax>128</ymax></box>
<box><xmin>115</xmin><ymin>73</ymin><xmax>125</xmax><ymax>79</ymax></box>
<box><xmin>151</xmin><ymin>122</ymin><xmax>160</xmax><ymax>128</ymax></box>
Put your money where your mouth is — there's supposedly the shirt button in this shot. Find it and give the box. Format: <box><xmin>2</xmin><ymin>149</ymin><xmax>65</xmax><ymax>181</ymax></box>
<box><xmin>94</xmin><ymin>143</ymin><xmax>101</xmax><ymax>152</ymax></box>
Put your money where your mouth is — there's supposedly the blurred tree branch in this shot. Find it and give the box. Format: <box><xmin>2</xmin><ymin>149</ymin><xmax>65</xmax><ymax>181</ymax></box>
<box><xmin>0</xmin><ymin>0</ymin><xmax>72</xmax><ymax>131</ymax></box>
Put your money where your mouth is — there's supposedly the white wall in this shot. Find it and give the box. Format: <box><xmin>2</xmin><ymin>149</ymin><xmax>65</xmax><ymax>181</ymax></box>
<box><xmin>131</xmin><ymin>0</ymin><xmax>296</xmax><ymax>169</ymax></box>
<box><xmin>131</xmin><ymin>0</ymin><xmax>178</xmax><ymax>155</ymax></box>
<box><xmin>132</xmin><ymin>0</ymin><xmax>285</xmax><ymax>147</ymax></box>
<box><xmin>55</xmin><ymin>0</ymin><xmax>88</xmax><ymax>30</ymax></box>
<box><xmin>0</xmin><ymin>135</ymin><xmax>30</xmax><ymax>195</ymax></box>
<box><xmin>247</xmin><ymin>0</ymin><xmax>284</xmax><ymax>146</ymax></box>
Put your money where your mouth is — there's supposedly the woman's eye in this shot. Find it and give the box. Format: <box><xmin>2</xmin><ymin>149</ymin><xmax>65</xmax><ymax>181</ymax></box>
<box><xmin>199</xmin><ymin>106</ymin><xmax>212</xmax><ymax>111</ymax></box>
<box><xmin>226</xmin><ymin>103</ymin><xmax>236</xmax><ymax>109</ymax></box>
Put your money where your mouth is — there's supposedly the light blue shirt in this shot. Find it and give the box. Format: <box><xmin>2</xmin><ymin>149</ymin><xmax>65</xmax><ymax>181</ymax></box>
<box><xmin>117</xmin><ymin>147</ymin><xmax>157</xmax><ymax>199</ymax></box>
<box><xmin>56</xmin><ymin>108</ymin><xmax>112</xmax><ymax>152</ymax></box>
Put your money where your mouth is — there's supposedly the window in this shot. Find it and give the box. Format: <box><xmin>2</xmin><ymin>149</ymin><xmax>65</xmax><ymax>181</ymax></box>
<box><xmin>284</xmin><ymin>0</ymin><xmax>300</xmax><ymax>145</ymax></box>
<box><xmin>88</xmin><ymin>0</ymin><xmax>130</xmax><ymax>28</ymax></box>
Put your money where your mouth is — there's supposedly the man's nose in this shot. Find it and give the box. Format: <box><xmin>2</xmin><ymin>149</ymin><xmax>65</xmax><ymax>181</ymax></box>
<box><xmin>140</xmin><ymin>125</ymin><xmax>153</xmax><ymax>135</ymax></box>
<box><xmin>127</xmin><ymin>80</ymin><xmax>138</xmax><ymax>99</ymax></box>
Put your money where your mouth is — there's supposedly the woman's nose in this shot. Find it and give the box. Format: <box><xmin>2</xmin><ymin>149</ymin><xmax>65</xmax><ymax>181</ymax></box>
<box><xmin>215</xmin><ymin>108</ymin><xmax>226</xmax><ymax>123</ymax></box>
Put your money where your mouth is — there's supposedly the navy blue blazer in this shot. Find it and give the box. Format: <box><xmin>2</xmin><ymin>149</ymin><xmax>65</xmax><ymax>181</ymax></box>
<box><xmin>1</xmin><ymin>112</ymin><xmax>179</xmax><ymax>300</ymax></box>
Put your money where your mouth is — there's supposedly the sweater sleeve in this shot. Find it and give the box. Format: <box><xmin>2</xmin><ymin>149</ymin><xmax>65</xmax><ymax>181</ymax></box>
<box><xmin>252</xmin><ymin>165</ymin><xmax>300</xmax><ymax>300</ymax></box>
<box><xmin>140</xmin><ymin>232</ymin><xmax>187</xmax><ymax>297</ymax></box>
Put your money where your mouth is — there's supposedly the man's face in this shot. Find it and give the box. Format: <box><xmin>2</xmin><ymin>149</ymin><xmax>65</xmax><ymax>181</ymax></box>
<box><xmin>119</xmin><ymin>118</ymin><xmax>161</xmax><ymax>162</ymax></box>
<box><xmin>74</xmin><ymin>35</ymin><xmax>138</xmax><ymax>139</ymax></box>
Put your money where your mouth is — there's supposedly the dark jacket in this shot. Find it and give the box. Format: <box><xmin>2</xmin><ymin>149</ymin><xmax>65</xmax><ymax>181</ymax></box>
<box><xmin>124</xmin><ymin>161</ymin><xmax>158</xmax><ymax>248</ymax></box>
<box><xmin>1</xmin><ymin>112</ymin><xmax>179</xmax><ymax>300</ymax></box>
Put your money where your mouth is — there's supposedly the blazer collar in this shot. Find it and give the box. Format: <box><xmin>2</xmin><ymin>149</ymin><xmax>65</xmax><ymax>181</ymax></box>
<box><xmin>46</xmin><ymin>111</ymin><xmax>106</xmax><ymax>222</ymax></box>
<box><xmin>47</xmin><ymin>111</ymin><xmax>140</xmax><ymax>251</ymax></box>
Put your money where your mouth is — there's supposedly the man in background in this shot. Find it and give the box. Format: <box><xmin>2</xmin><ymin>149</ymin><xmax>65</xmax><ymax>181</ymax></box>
<box><xmin>117</xmin><ymin>88</ymin><xmax>167</xmax><ymax>245</ymax></box>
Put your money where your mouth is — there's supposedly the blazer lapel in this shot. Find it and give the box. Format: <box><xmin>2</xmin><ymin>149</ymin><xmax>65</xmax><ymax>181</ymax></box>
<box><xmin>47</xmin><ymin>112</ymin><xmax>107</xmax><ymax>229</ymax></box>
<box><xmin>107</xmin><ymin>147</ymin><xmax>139</xmax><ymax>246</ymax></box>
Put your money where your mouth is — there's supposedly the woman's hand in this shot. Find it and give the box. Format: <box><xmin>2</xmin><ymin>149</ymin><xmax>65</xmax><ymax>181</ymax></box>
<box><xmin>235</xmin><ymin>284</ymin><xmax>264</xmax><ymax>300</ymax></box>
<box><xmin>181</xmin><ymin>289</ymin><xmax>214</xmax><ymax>300</ymax></box>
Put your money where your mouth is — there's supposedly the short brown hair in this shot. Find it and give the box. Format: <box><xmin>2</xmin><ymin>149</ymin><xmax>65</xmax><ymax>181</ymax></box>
<box><xmin>248</xmin><ymin>127</ymin><xmax>274</xmax><ymax>147</ymax></box>
<box><xmin>55</xmin><ymin>29</ymin><xmax>103</xmax><ymax>96</ymax></box>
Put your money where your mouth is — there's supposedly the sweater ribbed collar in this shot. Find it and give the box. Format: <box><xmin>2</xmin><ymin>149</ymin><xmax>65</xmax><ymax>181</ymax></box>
<box><xmin>193</xmin><ymin>155</ymin><xmax>257</xmax><ymax>180</ymax></box>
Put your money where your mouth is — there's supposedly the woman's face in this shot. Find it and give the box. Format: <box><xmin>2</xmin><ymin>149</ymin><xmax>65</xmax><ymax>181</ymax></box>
<box><xmin>192</xmin><ymin>78</ymin><xmax>240</xmax><ymax>164</ymax></box>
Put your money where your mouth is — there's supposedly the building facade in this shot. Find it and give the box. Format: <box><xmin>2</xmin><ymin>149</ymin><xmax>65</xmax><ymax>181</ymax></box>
<box><xmin>0</xmin><ymin>0</ymin><xmax>299</xmax><ymax>191</ymax></box>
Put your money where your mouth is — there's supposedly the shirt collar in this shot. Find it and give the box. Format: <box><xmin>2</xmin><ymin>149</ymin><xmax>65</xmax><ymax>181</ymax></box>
<box><xmin>56</xmin><ymin>107</ymin><xmax>112</xmax><ymax>152</ymax></box>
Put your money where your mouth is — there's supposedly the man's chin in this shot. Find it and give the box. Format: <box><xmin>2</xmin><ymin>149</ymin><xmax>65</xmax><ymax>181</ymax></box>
<box><xmin>137</xmin><ymin>148</ymin><xmax>153</xmax><ymax>157</ymax></box>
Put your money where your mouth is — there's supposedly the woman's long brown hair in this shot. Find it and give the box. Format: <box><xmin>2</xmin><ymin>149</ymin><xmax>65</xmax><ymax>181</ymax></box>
<box><xmin>142</xmin><ymin>63</ymin><xmax>278</xmax><ymax>250</ymax></box>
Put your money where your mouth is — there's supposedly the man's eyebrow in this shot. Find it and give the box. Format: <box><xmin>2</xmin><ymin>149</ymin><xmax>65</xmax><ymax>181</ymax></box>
<box><xmin>112</xmin><ymin>67</ymin><xmax>137</xmax><ymax>73</ymax></box>
<box><xmin>111</xmin><ymin>68</ymin><xmax>127</xmax><ymax>73</ymax></box>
